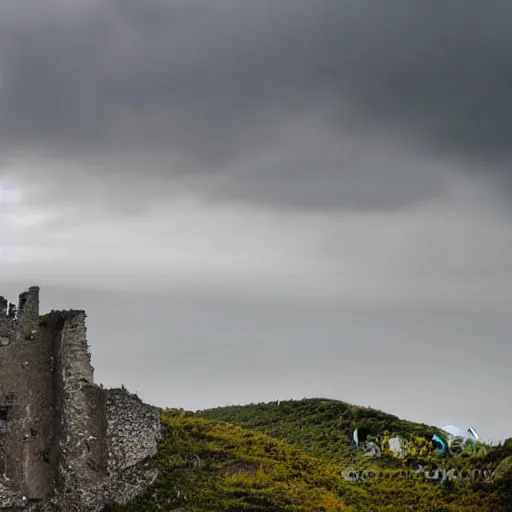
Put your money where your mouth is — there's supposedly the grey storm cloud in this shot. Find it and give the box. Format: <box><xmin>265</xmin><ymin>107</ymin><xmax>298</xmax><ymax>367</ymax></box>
<box><xmin>1</xmin><ymin>1</ymin><xmax>512</xmax><ymax>442</ymax></box>
<box><xmin>1</xmin><ymin>0</ymin><xmax>511</xmax><ymax>209</ymax></box>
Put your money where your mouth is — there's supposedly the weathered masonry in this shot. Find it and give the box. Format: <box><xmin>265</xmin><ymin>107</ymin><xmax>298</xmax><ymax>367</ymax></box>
<box><xmin>0</xmin><ymin>287</ymin><xmax>161</xmax><ymax>511</ymax></box>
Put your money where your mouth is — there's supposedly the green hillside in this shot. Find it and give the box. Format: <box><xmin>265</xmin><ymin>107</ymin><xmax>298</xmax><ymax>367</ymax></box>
<box><xmin>112</xmin><ymin>399</ymin><xmax>512</xmax><ymax>512</ymax></box>
<box><xmin>199</xmin><ymin>398</ymin><xmax>445</xmax><ymax>465</ymax></box>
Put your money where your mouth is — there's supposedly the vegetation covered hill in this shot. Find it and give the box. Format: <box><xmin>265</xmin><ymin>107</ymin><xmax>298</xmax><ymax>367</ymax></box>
<box><xmin>199</xmin><ymin>398</ymin><xmax>445</xmax><ymax>465</ymax></box>
<box><xmin>113</xmin><ymin>399</ymin><xmax>512</xmax><ymax>512</ymax></box>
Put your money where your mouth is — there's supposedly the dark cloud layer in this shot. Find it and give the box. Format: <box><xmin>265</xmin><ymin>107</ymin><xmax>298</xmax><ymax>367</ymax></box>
<box><xmin>1</xmin><ymin>2</ymin><xmax>511</xmax><ymax>439</ymax></box>
<box><xmin>1</xmin><ymin>0</ymin><xmax>511</xmax><ymax>209</ymax></box>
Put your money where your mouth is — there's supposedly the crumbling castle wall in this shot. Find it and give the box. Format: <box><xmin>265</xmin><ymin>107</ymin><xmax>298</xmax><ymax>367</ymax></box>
<box><xmin>56</xmin><ymin>311</ymin><xmax>107</xmax><ymax>492</ymax></box>
<box><xmin>0</xmin><ymin>287</ymin><xmax>162</xmax><ymax>511</ymax></box>
<box><xmin>106</xmin><ymin>389</ymin><xmax>161</xmax><ymax>474</ymax></box>
<box><xmin>0</xmin><ymin>287</ymin><xmax>58</xmax><ymax>501</ymax></box>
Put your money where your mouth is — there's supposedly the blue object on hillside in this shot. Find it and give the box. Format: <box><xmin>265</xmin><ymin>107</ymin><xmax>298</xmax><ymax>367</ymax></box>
<box><xmin>432</xmin><ymin>434</ymin><xmax>447</xmax><ymax>456</ymax></box>
<box><xmin>353</xmin><ymin>429</ymin><xmax>359</xmax><ymax>449</ymax></box>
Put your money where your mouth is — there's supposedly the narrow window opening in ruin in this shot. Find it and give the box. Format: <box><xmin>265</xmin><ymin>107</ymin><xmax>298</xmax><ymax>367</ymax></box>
<box><xmin>4</xmin><ymin>392</ymin><xmax>16</xmax><ymax>404</ymax></box>
<box><xmin>0</xmin><ymin>406</ymin><xmax>10</xmax><ymax>478</ymax></box>
<box><xmin>0</xmin><ymin>437</ymin><xmax>5</xmax><ymax>477</ymax></box>
<box><xmin>39</xmin><ymin>450</ymin><xmax>50</xmax><ymax>464</ymax></box>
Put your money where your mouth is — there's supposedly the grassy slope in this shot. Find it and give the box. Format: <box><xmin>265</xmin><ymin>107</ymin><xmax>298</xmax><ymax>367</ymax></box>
<box><xmin>199</xmin><ymin>398</ymin><xmax>444</xmax><ymax>466</ymax></box>
<box><xmin>114</xmin><ymin>409</ymin><xmax>357</xmax><ymax>512</ymax></box>
<box><xmin>113</xmin><ymin>400</ymin><xmax>512</xmax><ymax>512</ymax></box>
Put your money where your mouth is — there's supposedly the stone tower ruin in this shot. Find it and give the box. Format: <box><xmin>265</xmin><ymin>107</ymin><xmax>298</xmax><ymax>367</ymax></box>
<box><xmin>0</xmin><ymin>286</ymin><xmax>161</xmax><ymax>511</ymax></box>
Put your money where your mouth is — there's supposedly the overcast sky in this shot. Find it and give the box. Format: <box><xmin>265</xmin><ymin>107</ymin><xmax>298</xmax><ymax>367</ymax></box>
<box><xmin>1</xmin><ymin>0</ymin><xmax>511</xmax><ymax>442</ymax></box>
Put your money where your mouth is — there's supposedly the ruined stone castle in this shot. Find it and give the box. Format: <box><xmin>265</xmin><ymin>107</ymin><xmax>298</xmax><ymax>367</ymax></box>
<box><xmin>0</xmin><ymin>287</ymin><xmax>161</xmax><ymax>511</ymax></box>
